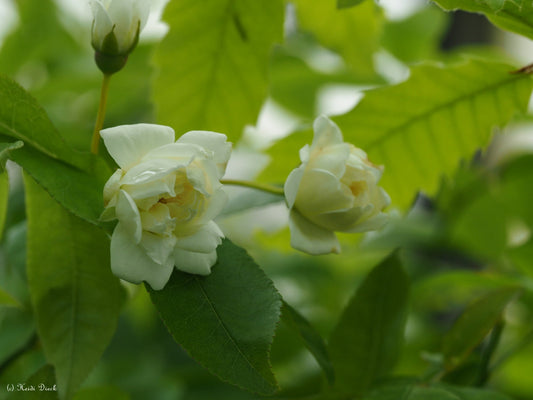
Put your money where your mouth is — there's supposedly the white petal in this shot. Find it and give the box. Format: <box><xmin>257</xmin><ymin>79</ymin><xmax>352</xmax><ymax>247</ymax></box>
<box><xmin>312</xmin><ymin>115</ymin><xmax>344</xmax><ymax>150</ymax></box>
<box><xmin>284</xmin><ymin>167</ymin><xmax>304</xmax><ymax>209</ymax></box>
<box><xmin>307</xmin><ymin>143</ymin><xmax>350</xmax><ymax>179</ymax></box>
<box><xmin>177</xmin><ymin>131</ymin><xmax>232</xmax><ymax>178</ymax></box>
<box><xmin>103</xmin><ymin>168</ymin><xmax>123</xmax><ymax>205</ymax></box>
<box><xmin>141</xmin><ymin>142</ymin><xmax>206</xmax><ymax>163</ymax></box>
<box><xmin>140</xmin><ymin>203</ymin><xmax>175</xmax><ymax>235</ymax></box>
<box><xmin>121</xmin><ymin>158</ymin><xmax>180</xmax><ymax>187</ymax></box>
<box><xmin>115</xmin><ymin>190</ymin><xmax>142</xmax><ymax>243</ymax></box>
<box><xmin>107</xmin><ymin>0</ymin><xmax>135</xmax><ymax>51</ymax></box>
<box><xmin>90</xmin><ymin>0</ymin><xmax>112</xmax><ymax>49</ymax></box>
<box><xmin>345</xmin><ymin>212</ymin><xmax>389</xmax><ymax>233</ymax></box>
<box><xmin>111</xmin><ymin>222</ymin><xmax>174</xmax><ymax>290</ymax></box>
<box><xmin>197</xmin><ymin>187</ymin><xmax>227</xmax><ymax>223</ymax></box>
<box><xmin>101</xmin><ymin>124</ymin><xmax>175</xmax><ymax>170</ymax></box>
<box><xmin>132</xmin><ymin>0</ymin><xmax>151</xmax><ymax>31</ymax></box>
<box><xmin>288</xmin><ymin>209</ymin><xmax>340</xmax><ymax>255</ymax></box>
<box><xmin>175</xmin><ymin>221</ymin><xmax>224</xmax><ymax>253</ymax></box>
<box><xmin>173</xmin><ymin>248</ymin><xmax>217</xmax><ymax>275</ymax></box>
<box><xmin>140</xmin><ymin>231</ymin><xmax>177</xmax><ymax>265</ymax></box>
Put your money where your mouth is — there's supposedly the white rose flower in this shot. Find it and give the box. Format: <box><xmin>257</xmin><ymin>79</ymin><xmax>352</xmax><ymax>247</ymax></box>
<box><xmin>90</xmin><ymin>0</ymin><xmax>150</xmax><ymax>55</ymax></box>
<box><xmin>284</xmin><ymin>116</ymin><xmax>390</xmax><ymax>255</ymax></box>
<box><xmin>100</xmin><ymin>124</ymin><xmax>232</xmax><ymax>290</ymax></box>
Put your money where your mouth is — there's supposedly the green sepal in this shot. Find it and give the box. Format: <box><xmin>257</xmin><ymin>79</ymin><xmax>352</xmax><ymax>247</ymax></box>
<box><xmin>94</xmin><ymin>51</ymin><xmax>128</xmax><ymax>75</ymax></box>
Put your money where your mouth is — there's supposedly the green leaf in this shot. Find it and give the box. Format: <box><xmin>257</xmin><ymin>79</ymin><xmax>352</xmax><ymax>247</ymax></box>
<box><xmin>73</xmin><ymin>386</ymin><xmax>130</xmax><ymax>400</ymax></box>
<box><xmin>292</xmin><ymin>0</ymin><xmax>383</xmax><ymax>80</ymax></box>
<box><xmin>382</xmin><ymin>5</ymin><xmax>449</xmax><ymax>63</ymax></box>
<box><xmin>364</xmin><ymin>381</ymin><xmax>513</xmax><ymax>400</ymax></box>
<box><xmin>153</xmin><ymin>0</ymin><xmax>283</xmax><ymax>142</ymax></box>
<box><xmin>25</xmin><ymin>175</ymin><xmax>125</xmax><ymax>400</ymax></box>
<box><xmin>0</xmin><ymin>141</ymin><xmax>23</xmax><ymax>170</ymax></box>
<box><xmin>442</xmin><ymin>287</ymin><xmax>521</xmax><ymax>371</ymax></box>
<box><xmin>337</xmin><ymin>0</ymin><xmax>365</xmax><ymax>9</ymax></box>
<box><xmin>0</xmin><ymin>308</ymin><xmax>35</xmax><ymax>366</ymax></box>
<box><xmin>281</xmin><ymin>301</ymin><xmax>335</xmax><ymax>385</ymax></box>
<box><xmin>328</xmin><ymin>252</ymin><xmax>410</xmax><ymax>396</ymax></box>
<box><xmin>6</xmin><ymin>365</ymin><xmax>59</xmax><ymax>400</ymax></box>
<box><xmin>148</xmin><ymin>239</ymin><xmax>281</xmax><ymax>395</ymax></box>
<box><xmin>0</xmin><ymin>287</ymin><xmax>20</xmax><ymax>308</ymax></box>
<box><xmin>432</xmin><ymin>0</ymin><xmax>533</xmax><ymax>40</ymax></box>
<box><xmin>0</xmin><ymin>141</ymin><xmax>23</xmax><ymax>240</ymax></box>
<box><xmin>335</xmin><ymin>59</ymin><xmax>533</xmax><ymax>208</ymax></box>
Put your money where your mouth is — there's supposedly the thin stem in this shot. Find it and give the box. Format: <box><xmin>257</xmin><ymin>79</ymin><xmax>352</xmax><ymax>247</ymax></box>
<box><xmin>90</xmin><ymin>73</ymin><xmax>112</xmax><ymax>155</ymax></box>
<box><xmin>220</xmin><ymin>179</ymin><xmax>284</xmax><ymax>196</ymax></box>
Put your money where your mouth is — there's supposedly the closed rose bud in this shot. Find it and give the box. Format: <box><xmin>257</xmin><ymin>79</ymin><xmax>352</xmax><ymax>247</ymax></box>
<box><xmin>101</xmin><ymin>123</ymin><xmax>232</xmax><ymax>290</ymax></box>
<box><xmin>284</xmin><ymin>115</ymin><xmax>390</xmax><ymax>255</ymax></box>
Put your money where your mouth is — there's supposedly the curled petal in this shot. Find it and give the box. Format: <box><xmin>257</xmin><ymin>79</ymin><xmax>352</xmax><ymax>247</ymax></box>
<box><xmin>115</xmin><ymin>190</ymin><xmax>142</xmax><ymax>243</ymax></box>
<box><xmin>288</xmin><ymin>209</ymin><xmax>340</xmax><ymax>255</ymax></box>
<box><xmin>312</xmin><ymin>115</ymin><xmax>344</xmax><ymax>150</ymax></box>
<box><xmin>173</xmin><ymin>248</ymin><xmax>217</xmax><ymax>275</ymax></box>
<box><xmin>175</xmin><ymin>221</ymin><xmax>224</xmax><ymax>254</ymax></box>
<box><xmin>177</xmin><ymin>131</ymin><xmax>232</xmax><ymax>178</ymax></box>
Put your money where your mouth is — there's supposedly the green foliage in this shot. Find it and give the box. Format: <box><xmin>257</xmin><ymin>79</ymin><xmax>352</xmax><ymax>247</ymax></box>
<box><xmin>433</xmin><ymin>0</ymin><xmax>533</xmax><ymax>40</ymax></box>
<box><xmin>337</xmin><ymin>0</ymin><xmax>365</xmax><ymax>9</ymax></box>
<box><xmin>291</xmin><ymin>0</ymin><xmax>383</xmax><ymax>80</ymax></box>
<box><xmin>335</xmin><ymin>59</ymin><xmax>533</xmax><ymax>208</ymax></box>
<box><xmin>442</xmin><ymin>288</ymin><xmax>521</xmax><ymax>371</ymax></box>
<box><xmin>5</xmin><ymin>365</ymin><xmax>59</xmax><ymax>400</ymax></box>
<box><xmin>73</xmin><ymin>386</ymin><xmax>130</xmax><ymax>400</ymax></box>
<box><xmin>280</xmin><ymin>301</ymin><xmax>334</xmax><ymax>385</ymax></box>
<box><xmin>328</xmin><ymin>252</ymin><xmax>410</xmax><ymax>396</ymax></box>
<box><xmin>153</xmin><ymin>0</ymin><xmax>284</xmax><ymax>142</ymax></box>
<box><xmin>24</xmin><ymin>176</ymin><xmax>125</xmax><ymax>399</ymax></box>
<box><xmin>148</xmin><ymin>240</ymin><xmax>281</xmax><ymax>395</ymax></box>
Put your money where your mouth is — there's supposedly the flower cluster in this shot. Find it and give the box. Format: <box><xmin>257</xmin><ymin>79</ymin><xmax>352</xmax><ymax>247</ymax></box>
<box><xmin>100</xmin><ymin>124</ymin><xmax>231</xmax><ymax>290</ymax></box>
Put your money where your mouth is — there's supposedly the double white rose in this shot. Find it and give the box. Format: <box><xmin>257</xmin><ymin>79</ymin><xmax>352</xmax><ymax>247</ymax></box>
<box><xmin>101</xmin><ymin>124</ymin><xmax>231</xmax><ymax>290</ymax></box>
<box><xmin>91</xmin><ymin>0</ymin><xmax>149</xmax><ymax>55</ymax></box>
<box><xmin>284</xmin><ymin>116</ymin><xmax>390</xmax><ymax>255</ymax></box>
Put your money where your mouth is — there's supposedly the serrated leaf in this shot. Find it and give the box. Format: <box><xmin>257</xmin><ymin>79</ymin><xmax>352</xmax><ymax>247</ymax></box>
<box><xmin>148</xmin><ymin>240</ymin><xmax>281</xmax><ymax>395</ymax></box>
<box><xmin>292</xmin><ymin>0</ymin><xmax>383</xmax><ymax>80</ymax></box>
<box><xmin>335</xmin><ymin>59</ymin><xmax>533</xmax><ymax>208</ymax></box>
<box><xmin>433</xmin><ymin>0</ymin><xmax>533</xmax><ymax>40</ymax></box>
<box><xmin>153</xmin><ymin>0</ymin><xmax>283</xmax><ymax>142</ymax></box>
<box><xmin>281</xmin><ymin>301</ymin><xmax>334</xmax><ymax>385</ymax></box>
<box><xmin>442</xmin><ymin>287</ymin><xmax>521</xmax><ymax>370</ymax></box>
<box><xmin>337</xmin><ymin>0</ymin><xmax>365</xmax><ymax>9</ymax></box>
<box><xmin>25</xmin><ymin>175</ymin><xmax>125</xmax><ymax>400</ymax></box>
<box><xmin>328</xmin><ymin>252</ymin><xmax>410</xmax><ymax>396</ymax></box>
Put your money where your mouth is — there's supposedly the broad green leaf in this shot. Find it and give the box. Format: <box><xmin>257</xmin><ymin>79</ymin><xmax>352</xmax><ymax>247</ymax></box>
<box><xmin>442</xmin><ymin>287</ymin><xmax>521</xmax><ymax>370</ymax></box>
<box><xmin>5</xmin><ymin>365</ymin><xmax>59</xmax><ymax>400</ymax></box>
<box><xmin>148</xmin><ymin>240</ymin><xmax>281</xmax><ymax>395</ymax></box>
<box><xmin>364</xmin><ymin>381</ymin><xmax>512</xmax><ymax>400</ymax></box>
<box><xmin>25</xmin><ymin>175</ymin><xmax>125</xmax><ymax>400</ymax></box>
<box><xmin>1</xmin><ymin>221</ymin><xmax>30</xmax><ymax>307</ymax></box>
<box><xmin>0</xmin><ymin>141</ymin><xmax>23</xmax><ymax>170</ymax></box>
<box><xmin>281</xmin><ymin>301</ymin><xmax>335</xmax><ymax>385</ymax></box>
<box><xmin>153</xmin><ymin>0</ymin><xmax>283</xmax><ymax>142</ymax></box>
<box><xmin>335</xmin><ymin>59</ymin><xmax>533</xmax><ymax>208</ymax></box>
<box><xmin>382</xmin><ymin>5</ymin><xmax>448</xmax><ymax>63</ymax></box>
<box><xmin>292</xmin><ymin>0</ymin><xmax>383</xmax><ymax>80</ymax></box>
<box><xmin>433</xmin><ymin>0</ymin><xmax>533</xmax><ymax>40</ymax></box>
<box><xmin>73</xmin><ymin>386</ymin><xmax>130</xmax><ymax>400</ymax></box>
<box><xmin>8</xmin><ymin>145</ymin><xmax>108</xmax><ymax>225</ymax></box>
<box><xmin>337</xmin><ymin>0</ymin><xmax>365</xmax><ymax>9</ymax></box>
<box><xmin>328</xmin><ymin>252</ymin><xmax>410</xmax><ymax>396</ymax></box>
<box><xmin>0</xmin><ymin>308</ymin><xmax>35</xmax><ymax>366</ymax></box>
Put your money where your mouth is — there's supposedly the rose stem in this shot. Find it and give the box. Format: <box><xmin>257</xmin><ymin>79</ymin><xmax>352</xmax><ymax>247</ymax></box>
<box><xmin>90</xmin><ymin>73</ymin><xmax>112</xmax><ymax>155</ymax></box>
<box><xmin>220</xmin><ymin>179</ymin><xmax>284</xmax><ymax>196</ymax></box>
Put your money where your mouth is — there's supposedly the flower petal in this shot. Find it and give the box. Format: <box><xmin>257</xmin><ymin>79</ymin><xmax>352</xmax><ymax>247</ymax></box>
<box><xmin>175</xmin><ymin>221</ymin><xmax>224</xmax><ymax>253</ymax></box>
<box><xmin>288</xmin><ymin>209</ymin><xmax>340</xmax><ymax>255</ymax></box>
<box><xmin>111</xmin><ymin>222</ymin><xmax>174</xmax><ymax>290</ymax></box>
<box><xmin>103</xmin><ymin>168</ymin><xmax>123</xmax><ymax>205</ymax></box>
<box><xmin>140</xmin><ymin>231</ymin><xmax>177</xmax><ymax>265</ymax></box>
<box><xmin>312</xmin><ymin>115</ymin><xmax>344</xmax><ymax>150</ymax></box>
<box><xmin>173</xmin><ymin>248</ymin><xmax>217</xmax><ymax>275</ymax></box>
<box><xmin>284</xmin><ymin>167</ymin><xmax>304</xmax><ymax>209</ymax></box>
<box><xmin>115</xmin><ymin>190</ymin><xmax>142</xmax><ymax>243</ymax></box>
<box><xmin>101</xmin><ymin>124</ymin><xmax>175</xmax><ymax>170</ymax></box>
<box><xmin>90</xmin><ymin>0</ymin><xmax>112</xmax><ymax>49</ymax></box>
<box><xmin>177</xmin><ymin>131</ymin><xmax>232</xmax><ymax>178</ymax></box>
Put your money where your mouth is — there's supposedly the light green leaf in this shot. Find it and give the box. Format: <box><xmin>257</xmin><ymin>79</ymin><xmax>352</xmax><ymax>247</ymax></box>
<box><xmin>148</xmin><ymin>240</ymin><xmax>281</xmax><ymax>395</ymax></box>
<box><xmin>73</xmin><ymin>386</ymin><xmax>130</xmax><ymax>400</ymax></box>
<box><xmin>335</xmin><ymin>59</ymin><xmax>533</xmax><ymax>208</ymax></box>
<box><xmin>25</xmin><ymin>175</ymin><xmax>125</xmax><ymax>400</ymax></box>
<box><xmin>0</xmin><ymin>141</ymin><xmax>23</xmax><ymax>170</ymax></box>
<box><xmin>0</xmin><ymin>142</ymin><xmax>23</xmax><ymax>241</ymax></box>
<box><xmin>153</xmin><ymin>0</ymin><xmax>283</xmax><ymax>142</ymax></box>
<box><xmin>442</xmin><ymin>287</ymin><xmax>521</xmax><ymax>371</ymax></box>
<box><xmin>328</xmin><ymin>252</ymin><xmax>410</xmax><ymax>396</ymax></box>
<box><xmin>281</xmin><ymin>301</ymin><xmax>334</xmax><ymax>385</ymax></box>
<box><xmin>337</xmin><ymin>0</ymin><xmax>365</xmax><ymax>9</ymax></box>
<box><xmin>433</xmin><ymin>0</ymin><xmax>533</xmax><ymax>40</ymax></box>
<box><xmin>0</xmin><ymin>287</ymin><xmax>20</xmax><ymax>308</ymax></box>
<box><xmin>292</xmin><ymin>0</ymin><xmax>383</xmax><ymax>80</ymax></box>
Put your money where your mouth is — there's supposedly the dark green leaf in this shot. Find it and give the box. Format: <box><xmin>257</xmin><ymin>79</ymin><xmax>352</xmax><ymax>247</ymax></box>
<box><xmin>432</xmin><ymin>0</ymin><xmax>533</xmax><ymax>40</ymax></box>
<box><xmin>442</xmin><ymin>287</ymin><xmax>521</xmax><ymax>370</ymax></box>
<box><xmin>281</xmin><ymin>301</ymin><xmax>334</xmax><ymax>385</ymax></box>
<box><xmin>25</xmin><ymin>175</ymin><xmax>125</xmax><ymax>400</ymax></box>
<box><xmin>6</xmin><ymin>365</ymin><xmax>59</xmax><ymax>400</ymax></box>
<box><xmin>337</xmin><ymin>0</ymin><xmax>365</xmax><ymax>9</ymax></box>
<box><xmin>148</xmin><ymin>239</ymin><xmax>281</xmax><ymax>395</ymax></box>
<box><xmin>328</xmin><ymin>252</ymin><xmax>410</xmax><ymax>396</ymax></box>
<box><xmin>73</xmin><ymin>386</ymin><xmax>130</xmax><ymax>400</ymax></box>
<box><xmin>0</xmin><ymin>308</ymin><xmax>35</xmax><ymax>367</ymax></box>
<box><xmin>335</xmin><ymin>59</ymin><xmax>533</xmax><ymax>208</ymax></box>
<box><xmin>153</xmin><ymin>0</ymin><xmax>284</xmax><ymax>142</ymax></box>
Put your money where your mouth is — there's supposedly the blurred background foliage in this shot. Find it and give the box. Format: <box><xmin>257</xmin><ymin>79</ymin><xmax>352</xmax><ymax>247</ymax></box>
<box><xmin>1</xmin><ymin>0</ymin><xmax>533</xmax><ymax>399</ymax></box>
